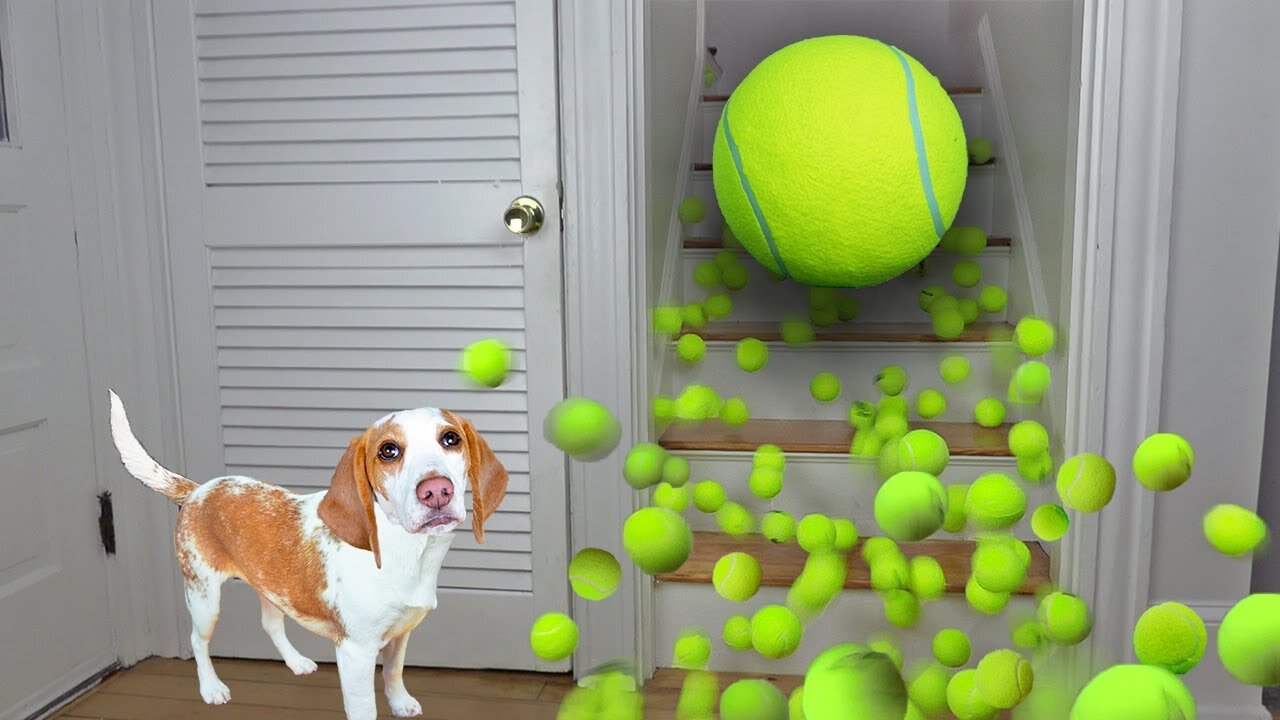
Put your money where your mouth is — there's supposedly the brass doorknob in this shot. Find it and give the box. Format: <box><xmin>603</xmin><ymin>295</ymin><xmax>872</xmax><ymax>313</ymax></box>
<box><xmin>504</xmin><ymin>196</ymin><xmax>545</xmax><ymax>235</ymax></box>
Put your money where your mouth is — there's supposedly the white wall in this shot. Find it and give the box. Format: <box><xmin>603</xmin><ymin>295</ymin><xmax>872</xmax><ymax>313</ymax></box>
<box><xmin>1255</xmin><ymin>257</ymin><xmax>1280</xmax><ymax>592</ymax></box>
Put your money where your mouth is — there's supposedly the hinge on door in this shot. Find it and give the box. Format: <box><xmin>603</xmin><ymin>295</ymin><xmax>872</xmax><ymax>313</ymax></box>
<box><xmin>98</xmin><ymin>491</ymin><xmax>116</xmax><ymax>555</ymax></box>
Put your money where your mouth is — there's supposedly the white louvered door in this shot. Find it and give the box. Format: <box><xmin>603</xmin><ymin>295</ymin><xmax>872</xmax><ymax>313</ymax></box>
<box><xmin>153</xmin><ymin>0</ymin><xmax>568</xmax><ymax>671</ymax></box>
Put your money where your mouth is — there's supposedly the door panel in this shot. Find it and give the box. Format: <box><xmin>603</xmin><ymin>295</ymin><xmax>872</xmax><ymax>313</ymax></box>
<box><xmin>155</xmin><ymin>0</ymin><xmax>568</xmax><ymax>670</ymax></box>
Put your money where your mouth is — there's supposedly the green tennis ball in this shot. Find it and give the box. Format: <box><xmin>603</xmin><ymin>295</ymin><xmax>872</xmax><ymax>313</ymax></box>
<box><xmin>978</xmin><ymin>285</ymin><xmax>1008</xmax><ymax>313</ymax></box>
<box><xmin>958</xmin><ymin>298</ymin><xmax>980</xmax><ymax>324</ymax></box>
<box><xmin>622</xmin><ymin>443</ymin><xmax>667</xmax><ymax>489</ymax></box>
<box><xmin>809</xmin><ymin>286</ymin><xmax>838</xmax><ymax>309</ymax></box>
<box><xmin>971</xmin><ymin>543</ymin><xmax>1027</xmax><ymax>594</ymax></box>
<box><xmin>876</xmin><ymin>365</ymin><xmax>909</xmax><ymax>396</ymax></box>
<box><xmin>692</xmin><ymin>260</ymin><xmax>722</xmax><ymax>289</ymax></box>
<box><xmin>652</xmin><ymin>395</ymin><xmax>675</xmax><ymax>424</ymax></box>
<box><xmin>797</xmin><ymin>513</ymin><xmax>837</xmax><ymax>553</ymax></box>
<box><xmin>529</xmin><ymin>612</ymin><xmax>578</xmax><ymax>661</ymax></box>
<box><xmin>1218</xmin><ymin>593</ymin><xmax>1280</xmax><ymax>685</ymax></box>
<box><xmin>873</xmin><ymin>412</ymin><xmax>909</xmax><ymax>440</ymax></box>
<box><xmin>944</xmin><ymin>483</ymin><xmax>969</xmax><ymax>532</ymax></box>
<box><xmin>781</xmin><ymin>318</ymin><xmax>816</xmax><ymax>345</ymax></box>
<box><xmin>933</xmin><ymin>628</ymin><xmax>972</xmax><ymax>668</ymax></box>
<box><xmin>714</xmin><ymin>249</ymin><xmax>741</xmax><ymax>270</ymax></box>
<box><xmin>1007</xmin><ymin>420</ymin><xmax>1050</xmax><ymax>457</ymax></box>
<box><xmin>973</xmin><ymin>397</ymin><xmax>1006</xmax><ymax>428</ymax></box>
<box><xmin>662</xmin><ymin>455</ymin><xmax>690</xmax><ymax>487</ymax></box>
<box><xmin>1017</xmin><ymin>451</ymin><xmax>1054</xmax><ymax>483</ymax></box>
<box><xmin>568</xmin><ymin>548</ymin><xmax>621</xmax><ymax>601</ymax></box>
<box><xmin>1010</xmin><ymin>360</ymin><xmax>1052</xmax><ymax>404</ymax></box>
<box><xmin>751</xmin><ymin>605</ymin><xmax>804</xmax><ymax>659</ymax></box>
<box><xmin>832</xmin><ymin>518</ymin><xmax>858</xmax><ymax>552</ymax></box>
<box><xmin>692</xmin><ymin>480</ymin><xmax>726</xmax><ymax>513</ymax></box>
<box><xmin>544</xmin><ymin>397</ymin><xmax>623</xmax><ymax>462</ymax></box>
<box><xmin>966</xmin><ymin>472</ymin><xmax>1026</xmax><ymax>530</ymax></box>
<box><xmin>653</xmin><ymin>306</ymin><xmax>684</xmax><ymax>335</ymax></box>
<box><xmin>915</xmin><ymin>388</ymin><xmax>947</xmax><ymax>419</ymax></box>
<box><xmin>939</xmin><ymin>355</ymin><xmax>971</xmax><ymax>384</ymax></box>
<box><xmin>883</xmin><ymin>589</ymin><xmax>921</xmax><ymax>628</ymax></box>
<box><xmin>930</xmin><ymin>295</ymin><xmax>961</xmax><ymax>316</ymax></box>
<box><xmin>810</xmin><ymin>372</ymin><xmax>842</xmax><ymax>402</ymax></box>
<box><xmin>967</xmin><ymin>137</ymin><xmax>994</xmax><ymax>164</ymax></box>
<box><xmin>1039</xmin><ymin>592</ymin><xmax>1092</xmax><ymax>645</ymax></box>
<box><xmin>721</xmin><ymin>679</ymin><xmax>788</xmax><ymax>720</ymax></box>
<box><xmin>919</xmin><ymin>284</ymin><xmax>949</xmax><ymax>311</ymax></box>
<box><xmin>804</xmin><ymin>643</ymin><xmax>908</xmax><ymax>720</ymax></box>
<box><xmin>720</xmin><ymin>396</ymin><xmax>750</xmax><ymax>426</ymax></box>
<box><xmin>724</xmin><ymin>615</ymin><xmax>753</xmax><ymax>651</ymax></box>
<box><xmin>836</xmin><ymin>296</ymin><xmax>860</xmax><ymax>321</ymax></box>
<box><xmin>754</xmin><ymin>442</ymin><xmax>787</xmax><ymax>471</ymax></box>
<box><xmin>933</xmin><ymin>309</ymin><xmax>966</xmax><ymax>340</ymax></box>
<box><xmin>1056</xmin><ymin>453</ymin><xmax>1116</xmax><ymax>513</ymax></box>
<box><xmin>705</xmin><ymin>292</ymin><xmax>734</xmax><ymax>320</ymax></box>
<box><xmin>965</xmin><ymin>576</ymin><xmax>1011</xmax><ymax>616</ymax></box>
<box><xmin>736</xmin><ymin>337</ymin><xmax>769</xmax><ymax>372</ymax></box>
<box><xmin>675</xmin><ymin>383</ymin><xmax>722</xmax><ymax>420</ymax></box>
<box><xmin>910</xmin><ymin>555</ymin><xmax>947</xmax><ymax>601</ymax></box>
<box><xmin>717</xmin><ymin>501</ymin><xmax>756</xmax><ymax>537</ymax></box>
<box><xmin>762</xmin><ymin>510</ymin><xmax>797</xmax><ymax>544</ymax></box>
<box><xmin>975</xmin><ymin>649</ymin><xmax>1032</xmax><ymax>709</ymax></box>
<box><xmin>1133</xmin><ymin>432</ymin><xmax>1195</xmax><ymax>492</ymax></box>
<box><xmin>681</xmin><ymin>302</ymin><xmax>707</xmax><ymax>330</ymax></box>
<box><xmin>1069</xmin><ymin>665</ymin><xmax>1195</xmax><ymax>720</ymax></box>
<box><xmin>1134</xmin><ymin>601</ymin><xmax>1206</xmax><ymax>675</ymax></box>
<box><xmin>879</xmin><ymin>394</ymin><xmax>909</xmax><ymax>417</ymax></box>
<box><xmin>652</xmin><ymin>482</ymin><xmax>689</xmax><ymax>512</ymax></box>
<box><xmin>867</xmin><ymin>634</ymin><xmax>904</xmax><ymax>671</ymax></box>
<box><xmin>714</xmin><ymin>551</ymin><xmax>762</xmax><ymax>602</ymax></box>
<box><xmin>875</xmin><ymin>470</ymin><xmax>948</xmax><ymax>541</ymax></box>
<box><xmin>673</xmin><ymin>628</ymin><xmax>712</xmax><ymax>670</ymax></box>
<box><xmin>1011</xmin><ymin>620</ymin><xmax>1046</xmax><ymax>651</ymax></box>
<box><xmin>809</xmin><ymin>304</ymin><xmax>838</xmax><ymax>327</ymax></box>
<box><xmin>749</xmin><ymin>467</ymin><xmax>784</xmax><ymax>499</ymax></box>
<box><xmin>869</xmin><ymin>551</ymin><xmax>910</xmax><ymax>592</ymax></box>
<box><xmin>956</xmin><ymin>227</ymin><xmax>989</xmax><ymax>257</ymax></box>
<box><xmin>459</xmin><ymin>338</ymin><xmax>512</xmax><ymax>388</ymax></box>
<box><xmin>676</xmin><ymin>670</ymin><xmax>719</xmax><ymax>718</ymax></box>
<box><xmin>861</xmin><ymin>536</ymin><xmax>900</xmax><ymax>565</ymax></box>
<box><xmin>789</xmin><ymin>687</ymin><xmax>805</xmax><ymax>720</ymax></box>
<box><xmin>712</xmin><ymin>35</ymin><xmax>967</xmax><ymax>288</ymax></box>
<box><xmin>788</xmin><ymin>551</ymin><xmax>848</xmax><ymax>619</ymax></box>
<box><xmin>723</xmin><ymin>263</ymin><xmax>750</xmax><ymax>290</ymax></box>
<box><xmin>947</xmin><ymin>669</ymin><xmax>997</xmax><ymax>720</ymax></box>
<box><xmin>1014</xmin><ymin>316</ymin><xmax>1056</xmax><ymax>356</ymax></box>
<box><xmin>908</xmin><ymin>663</ymin><xmax>951</xmax><ymax>717</ymax></box>
<box><xmin>676</xmin><ymin>333</ymin><xmax>707</xmax><ymax>364</ymax></box>
<box><xmin>952</xmin><ymin>260</ymin><xmax>982</xmax><ymax>288</ymax></box>
<box><xmin>621</xmin><ymin>507</ymin><xmax>692</xmax><ymax>574</ymax></box>
<box><xmin>1031</xmin><ymin>504</ymin><xmax>1069</xmax><ymax>541</ymax></box>
<box><xmin>873</xmin><ymin>440</ymin><xmax>901</xmax><ymax>481</ymax></box>
<box><xmin>850</xmin><ymin>428</ymin><xmax>884</xmax><ymax>457</ymax></box>
<box><xmin>678</xmin><ymin>196</ymin><xmax>706</xmax><ymax>224</ymax></box>
<box><xmin>1203</xmin><ymin>503</ymin><xmax>1269</xmax><ymax>557</ymax></box>
<box><xmin>897</xmin><ymin>429</ymin><xmax>951</xmax><ymax>475</ymax></box>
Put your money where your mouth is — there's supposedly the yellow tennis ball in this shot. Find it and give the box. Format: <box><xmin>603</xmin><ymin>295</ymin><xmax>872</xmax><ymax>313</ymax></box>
<box><xmin>861</xmin><ymin>536</ymin><xmax>901</xmax><ymax>565</ymax></box>
<box><xmin>1133</xmin><ymin>601</ymin><xmax>1206</xmax><ymax>675</ymax></box>
<box><xmin>868</xmin><ymin>633</ymin><xmax>905</xmax><ymax>671</ymax></box>
<box><xmin>965</xmin><ymin>472</ymin><xmax>1026</xmax><ymax>530</ymax></box>
<box><xmin>876</xmin><ymin>365</ymin><xmax>909</xmax><ymax>396</ymax></box>
<box><xmin>933</xmin><ymin>628</ymin><xmax>971</xmax><ymax>668</ymax></box>
<box><xmin>788</xmin><ymin>687</ymin><xmax>805</xmax><ymax>720</ymax></box>
<box><xmin>1038</xmin><ymin>591</ymin><xmax>1092</xmax><ymax>646</ymax></box>
<box><xmin>810</xmin><ymin>372</ymin><xmax>842</xmax><ymax>402</ymax></box>
<box><xmin>1009</xmin><ymin>360</ymin><xmax>1052</xmax><ymax>404</ymax></box>
<box><xmin>939</xmin><ymin>355</ymin><xmax>971</xmax><ymax>384</ymax></box>
<box><xmin>762</xmin><ymin>510</ymin><xmax>797</xmax><ymax>544</ymax></box>
<box><xmin>966</xmin><ymin>576</ymin><xmax>1011</xmax><ymax>616</ymax></box>
<box><xmin>973</xmin><ymin>397</ymin><xmax>1006</xmax><ymax>427</ymax></box>
<box><xmin>978</xmin><ymin>285</ymin><xmax>1008</xmax><ymax>313</ymax></box>
<box><xmin>721</xmin><ymin>679</ymin><xmax>788</xmax><ymax>720</ymax></box>
<box><xmin>915</xmin><ymin>388</ymin><xmax>947</xmax><ymax>419</ymax></box>
<box><xmin>944</xmin><ymin>483</ymin><xmax>970</xmax><ymax>533</ymax></box>
<box><xmin>675</xmin><ymin>383</ymin><xmax>722</xmax><ymax>420</ymax></box>
<box><xmin>832</xmin><ymin>518</ymin><xmax>858</xmax><ymax>551</ymax></box>
<box><xmin>836</xmin><ymin>295</ymin><xmax>860</xmax><ymax>321</ymax></box>
<box><xmin>1056</xmin><ymin>453</ymin><xmax>1116</xmax><ymax>513</ymax></box>
<box><xmin>459</xmin><ymin>338</ymin><xmax>512</xmax><ymax>388</ymax></box>
<box><xmin>797</xmin><ymin>513</ymin><xmax>837</xmax><ymax>553</ymax></box>
<box><xmin>869</xmin><ymin>550</ymin><xmax>910</xmax><ymax>593</ymax></box>
<box><xmin>850</xmin><ymin>428</ymin><xmax>885</xmax><ymax>457</ymax></box>
<box><xmin>692</xmin><ymin>479</ymin><xmax>727</xmax><ymax>513</ymax></box>
<box><xmin>958</xmin><ymin>298</ymin><xmax>981</xmax><ymax>324</ymax></box>
<box><xmin>897</xmin><ymin>428</ymin><xmax>951</xmax><ymax>475</ymax></box>
<box><xmin>682</xmin><ymin>302</ymin><xmax>707</xmax><ymax>329</ymax></box>
<box><xmin>974</xmin><ymin>649</ymin><xmax>1033</xmax><ymax>709</ymax></box>
<box><xmin>713</xmin><ymin>36</ymin><xmax>966</xmax><ymax>288</ymax></box>
<box><xmin>720</xmin><ymin>396</ymin><xmax>751</xmax><ymax>426</ymax></box>
<box><xmin>651</xmin><ymin>481</ymin><xmax>689</xmax><ymax>512</ymax></box>
<box><xmin>751</xmin><ymin>605</ymin><xmax>804</xmax><ymax>659</ymax></box>
<box><xmin>1203</xmin><ymin>504</ymin><xmax>1269</xmax><ymax>557</ymax></box>
<box><xmin>804</xmin><ymin>643</ymin><xmax>908</xmax><ymax>720</ymax></box>
<box><xmin>652</xmin><ymin>306</ymin><xmax>683</xmax><ymax>335</ymax></box>
<box><xmin>947</xmin><ymin>668</ymin><xmax>998</xmax><ymax>720</ymax></box>
<box><xmin>736</xmin><ymin>337</ymin><xmax>770</xmax><ymax>372</ymax></box>
<box><xmin>1218</xmin><ymin>593</ymin><xmax>1280</xmax><ymax>685</ymax></box>
<box><xmin>971</xmin><ymin>542</ymin><xmax>1027</xmax><ymax>594</ymax></box>
<box><xmin>1007</xmin><ymin>420</ymin><xmax>1049</xmax><ymax>458</ymax></box>
<box><xmin>933</xmin><ymin>309</ymin><xmax>966</xmax><ymax>339</ymax></box>
<box><xmin>692</xmin><ymin>260</ymin><xmax>722</xmax><ymax>289</ymax></box>
<box><xmin>1031</xmin><ymin>503</ymin><xmax>1070</xmax><ymax>542</ymax></box>
<box><xmin>529</xmin><ymin>612</ymin><xmax>578</xmax><ymax>661</ymax></box>
<box><xmin>724</xmin><ymin>614</ymin><xmax>753</xmax><ymax>651</ymax></box>
<box><xmin>787</xmin><ymin>550</ymin><xmax>848</xmax><ymax>621</ymax></box>
<box><xmin>544</xmin><ymin>397</ymin><xmax>622</xmax><ymax>462</ymax></box>
<box><xmin>621</xmin><ymin>507</ymin><xmax>692</xmax><ymax>574</ymax></box>
<box><xmin>568</xmin><ymin>547</ymin><xmax>621</xmax><ymax>601</ymax></box>
<box><xmin>1017</xmin><ymin>451</ymin><xmax>1054</xmax><ymax>482</ymax></box>
<box><xmin>662</xmin><ymin>454</ymin><xmax>691</xmax><ymax>487</ymax></box>
<box><xmin>908</xmin><ymin>662</ymin><xmax>951</xmax><ymax>717</ymax></box>
<box><xmin>678</xmin><ymin>195</ymin><xmax>706</xmax><ymax>224</ymax></box>
<box><xmin>705</xmin><ymin>292</ymin><xmax>734</xmax><ymax>319</ymax></box>
<box><xmin>676</xmin><ymin>333</ymin><xmax>707</xmax><ymax>364</ymax></box>
<box><xmin>717</xmin><ymin>501</ymin><xmax>756</xmax><ymax>537</ymax></box>
<box><xmin>910</xmin><ymin>555</ymin><xmax>947</xmax><ymax>600</ymax></box>
<box><xmin>874</xmin><ymin>470</ymin><xmax>948</xmax><ymax>541</ymax></box>
<box><xmin>877</xmin><ymin>439</ymin><xmax>903</xmax><ymax>480</ymax></box>
<box><xmin>622</xmin><ymin>442</ymin><xmax>667</xmax><ymax>489</ymax></box>
<box><xmin>952</xmin><ymin>260</ymin><xmax>983</xmax><ymax>288</ymax></box>
<box><xmin>713</xmin><ymin>551</ymin><xmax>763</xmax><ymax>602</ymax></box>
<box><xmin>749</xmin><ymin>466</ymin><xmax>785</xmax><ymax>499</ymax></box>
<box><xmin>1014</xmin><ymin>316</ymin><xmax>1056</xmax><ymax>356</ymax></box>
<box><xmin>1068</xmin><ymin>664</ymin><xmax>1196</xmax><ymax>720</ymax></box>
<box><xmin>968</xmin><ymin>137</ymin><xmax>994</xmax><ymax>164</ymax></box>
<box><xmin>874</xmin><ymin>412</ymin><xmax>909</xmax><ymax>440</ymax></box>
<box><xmin>754</xmin><ymin>442</ymin><xmax>787</xmax><ymax>470</ymax></box>
<box><xmin>1132</xmin><ymin>432</ymin><xmax>1195</xmax><ymax>492</ymax></box>
<box><xmin>676</xmin><ymin>670</ymin><xmax>719</xmax><ymax>718</ymax></box>
<box><xmin>883</xmin><ymin>588</ymin><xmax>921</xmax><ymax>628</ymax></box>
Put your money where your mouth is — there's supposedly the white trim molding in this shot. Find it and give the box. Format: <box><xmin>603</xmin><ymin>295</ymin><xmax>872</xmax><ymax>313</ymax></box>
<box><xmin>558</xmin><ymin>0</ymin><xmax>650</xmax><ymax>678</ymax></box>
<box><xmin>1061</xmin><ymin>0</ymin><xmax>1182</xmax><ymax>691</ymax></box>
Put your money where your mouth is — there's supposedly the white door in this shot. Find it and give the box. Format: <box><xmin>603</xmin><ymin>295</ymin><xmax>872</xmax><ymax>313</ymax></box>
<box><xmin>153</xmin><ymin>0</ymin><xmax>569</xmax><ymax>670</ymax></box>
<box><xmin>0</xmin><ymin>2</ymin><xmax>118</xmax><ymax>716</ymax></box>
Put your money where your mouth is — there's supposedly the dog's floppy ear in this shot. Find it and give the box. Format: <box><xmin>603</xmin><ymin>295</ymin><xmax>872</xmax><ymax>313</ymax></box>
<box><xmin>457</xmin><ymin>416</ymin><xmax>508</xmax><ymax>544</ymax></box>
<box><xmin>318</xmin><ymin>432</ymin><xmax>382</xmax><ymax>568</ymax></box>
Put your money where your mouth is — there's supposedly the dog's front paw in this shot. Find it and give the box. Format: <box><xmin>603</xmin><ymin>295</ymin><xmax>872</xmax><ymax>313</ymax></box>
<box><xmin>199</xmin><ymin>679</ymin><xmax>231</xmax><ymax>705</ymax></box>
<box><xmin>285</xmin><ymin>654</ymin><xmax>318</xmax><ymax>675</ymax></box>
<box><xmin>386</xmin><ymin>690</ymin><xmax>423</xmax><ymax>717</ymax></box>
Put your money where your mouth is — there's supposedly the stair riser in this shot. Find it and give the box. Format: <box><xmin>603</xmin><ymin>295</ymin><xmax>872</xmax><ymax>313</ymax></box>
<box><xmin>695</xmin><ymin>94</ymin><xmax>986</xmax><ymax>165</ymax></box>
<box><xmin>669</xmin><ymin>343</ymin><xmax>1032</xmax><ymax>423</ymax></box>
<box><xmin>671</xmin><ymin>453</ymin><xmax>1054</xmax><ymax>540</ymax></box>
<box><xmin>680</xmin><ymin>248</ymin><xmax>1010</xmax><ymax>324</ymax></box>
<box><xmin>654</xmin><ymin>584</ymin><xmax>1037</xmax><ymax>675</ymax></box>
<box><xmin>684</xmin><ymin>166</ymin><xmax>995</xmax><ymax>241</ymax></box>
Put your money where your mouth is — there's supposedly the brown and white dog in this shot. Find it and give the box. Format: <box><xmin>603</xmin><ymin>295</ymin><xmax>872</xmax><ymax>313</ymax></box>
<box><xmin>108</xmin><ymin>391</ymin><xmax>507</xmax><ymax>720</ymax></box>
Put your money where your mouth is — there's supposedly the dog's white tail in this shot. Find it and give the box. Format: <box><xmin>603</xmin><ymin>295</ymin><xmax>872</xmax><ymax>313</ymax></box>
<box><xmin>109</xmin><ymin>390</ymin><xmax>198</xmax><ymax>505</ymax></box>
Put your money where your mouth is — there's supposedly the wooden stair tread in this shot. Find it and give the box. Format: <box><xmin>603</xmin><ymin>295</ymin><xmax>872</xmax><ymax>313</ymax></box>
<box><xmin>658</xmin><ymin>418</ymin><xmax>1012</xmax><ymax>456</ymax></box>
<box><xmin>683</xmin><ymin>320</ymin><xmax>1012</xmax><ymax>343</ymax></box>
<box><xmin>684</xmin><ymin>236</ymin><xmax>1012</xmax><ymax>250</ymax></box>
<box><xmin>657</xmin><ymin>532</ymin><xmax>1049</xmax><ymax>595</ymax></box>
<box><xmin>693</xmin><ymin>159</ymin><xmax>995</xmax><ymax>171</ymax></box>
<box><xmin>701</xmin><ymin>86</ymin><xmax>983</xmax><ymax>102</ymax></box>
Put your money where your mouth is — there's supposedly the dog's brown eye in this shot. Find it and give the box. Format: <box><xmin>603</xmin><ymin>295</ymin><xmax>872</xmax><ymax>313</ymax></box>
<box><xmin>441</xmin><ymin>431</ymin><xmax>461</xmax><ymax>447</ymax></box>
<box><xmin>378</xmin><ymin>442</ymin><xmax>401</xmax><ymax>460</ymax></box>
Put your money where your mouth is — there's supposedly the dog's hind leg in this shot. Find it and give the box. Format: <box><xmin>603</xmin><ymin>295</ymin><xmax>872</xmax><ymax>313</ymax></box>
<box><xmin>184</xmin><ymin>574</ymin><xmax>231</xmax><ymax>704</ymax></box>
<box><xmin>258</xmin><ymin>593</ymin><xmax>318</xmax><ymax>675</ymax></box>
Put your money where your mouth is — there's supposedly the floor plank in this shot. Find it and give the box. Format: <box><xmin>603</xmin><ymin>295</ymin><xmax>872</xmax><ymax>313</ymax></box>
<box><xmin>658</xmin><ymin>418</ymin><xmax>1012</xmax><ymax>456</ymax></box>
<box><xmin>657</xmin><ymin>531</ymin><xmax>1050</xmax><ymax>596</ymax></box>
<box><xmin>683</xmin><ymin>320</ymin><xmax>1013</xmax><ymax>343</ymax></box>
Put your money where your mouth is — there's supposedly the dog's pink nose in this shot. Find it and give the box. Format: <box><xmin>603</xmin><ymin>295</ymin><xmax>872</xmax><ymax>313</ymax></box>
<box><xmin>416</xmin><ymin>475</ymin><xmax>454</xmax><ymax>509</ymax></box>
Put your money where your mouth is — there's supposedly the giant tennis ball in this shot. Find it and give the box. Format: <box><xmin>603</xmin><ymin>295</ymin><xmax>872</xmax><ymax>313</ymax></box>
<box><xmin>1218</xmin><ymin>593</ymin><xmax>1280</xmax><ymax>685</ymax></box>
<box><xmin>713</xmin><ymin>35</ymin><xmax>967</xmax><ymax>288</ymax></box>
<box><xmin>1133</xmin><ymin>601</ymin><xmax>1206</xmax><ymax>675</ymax></box>
<box><xmin>621</xmin><ymin>507</ymin><xmax>692</xmax><ymax>574</ymax></box>
<box><xmin>804</xmin><ymin>643</ymin><xmax>908</xmax><ymax>720</ymax></box>
<box><xmin>1069</xmin><ymin>665</ymin><xmax>1196</xmax><ymax>720</ymax></box>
